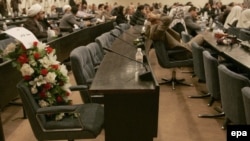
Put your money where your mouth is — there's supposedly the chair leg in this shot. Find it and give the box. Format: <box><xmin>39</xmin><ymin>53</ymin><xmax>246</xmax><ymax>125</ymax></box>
<box><xmin>222</xmin><ymin>118</ymin><xmax>230</xmax><ymax>130</ymax></box>
<box><xmin>160</xmin><ymin>69</ymin><xmax>193</xmax><ymax>90</ymax></box>
<box><xmin>207</xmin><ymin>97</ymin><xmax>215</xmax><ymax>106</ymax></box>
<box><xmin>198</xmin><ymin>105</ymin><xmax>225</xmax><ymax>118</ymax></box>
<box><xmin>188</xmin><ymin>91</ymin><xmax>211</xmax><ymax>98</ymax></box>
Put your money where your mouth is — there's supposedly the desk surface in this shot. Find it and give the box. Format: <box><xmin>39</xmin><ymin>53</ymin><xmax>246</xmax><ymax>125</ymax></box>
<box><xmin>200</xmin><ymin>30</ymin><xmax>250</xmax><ymax>70</ymax></box>
<box><xmin>89</xmin><ymin>26</ymin><xmax>159</xmax><ymax>141</ymax></box>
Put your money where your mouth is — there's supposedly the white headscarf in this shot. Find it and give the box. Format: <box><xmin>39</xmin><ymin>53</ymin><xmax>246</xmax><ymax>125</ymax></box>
<box><xmin>224</xmin><ymin>5</ymin><xmax>242</xmax><ymax>29</ymax></box>
<box><xmin>63</xmin><ymin>5</ymin><xmax>71</xmax><ymax>13</ymax></box>
<box><xmin>28</xmin><ymin>4</ymin><xmax>43</xmax><ymax>17</ymax></box>
<box><xmin>237</xmin><ymin>9</ymin><xmax>250</xmax><ymax>28</ymax></box>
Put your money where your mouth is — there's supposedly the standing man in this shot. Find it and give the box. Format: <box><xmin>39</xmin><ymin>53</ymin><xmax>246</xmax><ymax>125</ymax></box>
<box><xmin>10</xmin><ymin>0</ymin><xmax>21</xmax><ymax>15</ymax></box>
<box><xmin>0</xmin><ymin>0</ymin><xmax>7</xmax><ymax>17</ymax></box>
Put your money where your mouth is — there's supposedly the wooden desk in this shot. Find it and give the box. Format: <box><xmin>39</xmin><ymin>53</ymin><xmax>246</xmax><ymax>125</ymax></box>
<box><xmin>90</xmin><ymin>26</ymin><xmax>159</xmax><ymax>141</ymax></box>
<box><xmin>200</xmin><ymin>30</ymin><xmax>250</xmax><ymax>71</ymax></box>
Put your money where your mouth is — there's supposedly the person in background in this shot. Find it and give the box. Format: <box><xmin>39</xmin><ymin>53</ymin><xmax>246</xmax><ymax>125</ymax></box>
<box><xmin>59</xmin><ymin>5</ymin><xmax>91</xmax><ymax>30</ymax></box>
<box><xmin>115</xmin><ymin>5</ymin><xmax>128</xmax><ymax>25</ymax></box>
<box><xmin>130</xmin><ymin>5</ymin><xmax>146</xmax><ymax>26</ymax></box>
<box><xmin>103</xmin><ymin>4</ymin><xmax>116</xmax><ymax>21</ymax></box>
<box><xmin>223</xmin><ymin>5</ymin><xmax>242</xmax><ymax>29</ymax></box>
<box><xmin>24</xmin><ymin>4</ymin><xmax>48</xmax><ymax>38</ymax></box>
<box><xmin>10</xmin><ymin>0</ymin><xmax>21</xmax><ymax>15</ymax></box>
<box><xmin>236</xmin><ymin>9</ymin><xmax>250</xmax><ymax>28</ymax></box>
<box><xmin>184</xmin><ymin>6</ymin><xmax>201</xmax><ymax>36</ymax></box>
<box><xmin>0</xmin><ymin>0</ymin><xmax>7</xmax><ymax>17</ymax></box>
<box><xmin>95</xmin><ymin>3</ymin><xmax>105</xmax><ymax>19</ymax></box>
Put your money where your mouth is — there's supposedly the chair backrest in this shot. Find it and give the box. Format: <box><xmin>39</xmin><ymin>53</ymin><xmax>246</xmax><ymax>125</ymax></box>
<box><xmin>227</xmin><ymin>27</ymin><xmax>240</xmax><ymax>38</ymax></box>
<box><xmin>86</xmin><ymin>42</ymin><xmax>104</xmax><ymax>66</ymax></box>
<box><xmin>95</xmin><ymin>32</ymin><xmax>115</xmax><ymax>50</ymax></box>
<box><xmin>181</xmin><ymin>31</ymin><xmax>192</xmax><ymax>43</ymax></box>
<box><xmin>242</xmin><ymin>87</ymin><xmax>250</xmax><ymax>124</ymax></box>
<box><xmin>218</xmin><ymin>64</ymin><xmax>250</xmax><ymax>124</ymax></box>
<box><xmin>119</xmin><ymin>23</ymin><xmax>130</xmax><ymax>30</ymax></box>
<box><xmin>0</xmin><ymin>37</ymin><xmax>15</xmax><ymax>51</ymax></box>
<box><xmin>16</xmin><ymin>81</ymin><xmax>47</xmax><ymax>139</ymax></box>
<box><xmin>203</xmin><ymin>50</ymin><xmax>220</xmax><ymax>100</ymax></box>
<box><xmin>70</xmin><ymin>46</ymin><xmax>95</xmax><ymax>103</ymax></box>
<box><xmin>153</xmin><ymin>40</ymin><xmax>193</xmax><ymax>68</ymax></box>
<box><xmin>110</xmin><ymin>28</ymin><xmax>122</xmax><ymax>37</ymax></box>
<box><xmin>191</xmin><ymin>42</ymin><xmax>206</xmax><ymax>82</ymax></box>
<box><xmin>239</xmin><ymin>29</ymin><xmax>250</xmax><ymax>41</ymax></box>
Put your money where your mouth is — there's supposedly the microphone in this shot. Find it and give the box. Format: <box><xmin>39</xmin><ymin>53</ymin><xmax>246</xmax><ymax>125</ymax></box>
<box><xmin>103</xmin><ymin>47</ymin><xmax>152</xmax><ymax>81</ymax></box>
<box><xmin>110</xmin><ymin>32</ymin><xmax>146</xmax><ymax>50</ymax></box>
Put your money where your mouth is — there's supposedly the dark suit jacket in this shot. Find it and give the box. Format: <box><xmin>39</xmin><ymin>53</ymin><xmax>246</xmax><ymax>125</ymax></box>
<box><xmin>184</xmin><ymin>13</ymin><xmax>201</xmax><ymax>36</ymax></box>
<box><xmin>24</xmin><ymin>18</ymin><xmax>47</xmax><ymax>38</ymax></box>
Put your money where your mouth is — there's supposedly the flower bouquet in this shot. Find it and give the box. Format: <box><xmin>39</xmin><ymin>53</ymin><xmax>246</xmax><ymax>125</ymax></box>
<box><xmin>2</xmin><ymin>41</ymin><xmax>72</xmax><ymax>121</ymax></box>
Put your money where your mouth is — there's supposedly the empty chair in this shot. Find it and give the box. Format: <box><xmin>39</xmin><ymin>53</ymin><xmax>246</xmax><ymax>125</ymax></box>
<box><xmin>17</xmin><ymin>80</ymin><xmax>104</xmax><ymax>141</ymax></box>
<box><xmin>218</xmin><ymin>64</ymin><xmax>250</xmax><ymax>129</ymax></box>
<box><xmin>191</xmin><ymin>42</ymin><xmax>206</xmax><ymax>82</ymax></box>
<box><xmin>227</xmin><ymin>26</ymin><xmax>240</xmax><ymax>38</ymax></box>
<box><xmin>86</xmin><ymin>42</ymin><xmax>104</xmax><ymax>67</ymax></box>
<box><xmin>242</xmin><ymin>87</ymin><xmax>250</xmax><ymax>124</ymax></box>
<box><xmin>119</xmin><ymin>23</ymin><xmax>130</xmax><ymax>31</ymax></box>
<box><xmin>153</xmin><ymin>40</ymin><xmax>193</xmax><ymax>90</ymax></box>
<box><xmin>110</xmin><ymin>28</ymin><xmax>122</xmax><ymax>37</ymax></box>
<box><xmin>95</xmin><ymin>32</ymin><xmax>115</xmax><ymax>50</ymax></box>
<box><xmin>181</xmin><ymin>31</ymin><xmax>192</xmax><ymax>43</ymax></box>
<box><xmin>70</xmin><ymin>46</ymin><xmax>103</xmax><ymax>103</ymax></box>
<box><xmin>239</xmin><ymin>29</ymin><xmax>250</xmax><ymax>41</ymax></box>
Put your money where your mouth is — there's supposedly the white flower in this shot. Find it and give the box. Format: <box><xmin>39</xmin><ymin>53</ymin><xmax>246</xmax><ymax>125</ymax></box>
<box><xmin>29</xmin><ymin>75</ymin><xmax>46</xmax><ymax>87</ymax></box>
<box><xmin>45</xmin><ymin>72</ymin><xmax>57</xmax><ymax>84</ymax></box>
<box><xmin>29</xmin><ymin>59</ymin><xmax>37</xmax><ymax>67</ymax></box>
<box><xmin>61</xmin><ymin>83</ymin><xmax>72</xmax><ymax>94</ymax></box>
<box><xmin>47</xmin><ymin>53</ymin><xmax>60</xmax><ymax>65</ymax></box>
<box><xmin>39</xmin><ymin>56</ymin><xmax>52</xmax><ymax>68</ymax></box>
<box><xmin>3</xmin><ymin>43</ymin><xmax>16</xmax><ymax>56</ymax></box>
<box><xmin>37</xmin><ymin>42</ymin><xmax>46</xmax><ymax>51</ymax></box>
<box><xmin>20</xmin><ymin>63</ymin><xmax>34</xmax><ymax>76</ymax></box>
<box><xmin>59</xmin><ymin>64</ymin><xmax>68</xmax><ymax>76</ymax></box>
<box><xmin>55</xmin><ymin>113</ymin><xmax>65</xmax><ymax>121</ymax></box>
<box><xmin>31</xmin><ymin>86</ymin><xmax>38</xmax><ymax>94</ymax></box>
<box><xmin>38</xmin><ymin>100</ymin><xmax>50</xmax><ymax>107</ymax></box>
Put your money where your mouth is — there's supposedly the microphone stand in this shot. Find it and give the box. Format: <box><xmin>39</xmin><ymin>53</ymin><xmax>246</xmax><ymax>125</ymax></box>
<box><xmin>103</xmin><ymin>47</ymin><xmax>152</xmax><ymax>80</ymax></box>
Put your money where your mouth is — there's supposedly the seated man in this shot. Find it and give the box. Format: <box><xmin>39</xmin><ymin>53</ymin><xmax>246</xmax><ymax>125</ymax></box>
<box><xmin>184</xmin><ymin>6</ymin><xmax>201</xmax><ymax>36</ymax></box>
<box><xmin>150</xmin><ymin>15</ymin><xmax>204</xmax><ymax>60</ymax></box>
<box><xmin>130</xmin><ymin>5</ymin><xmax>146</xmax><ymax>26</ymax></box>
<box><xmin>23</xmin><ymin>4</ymin><xmax>48</xmax><ymax>38</ymax></box>
<box><xmin>59</xmin><ymin>5</ymin><xmax>90</xmax><ymax>31</ymax></box>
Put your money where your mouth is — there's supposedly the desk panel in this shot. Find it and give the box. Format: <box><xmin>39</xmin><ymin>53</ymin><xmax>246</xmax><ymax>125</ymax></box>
<box><xmin>90</xmin><ymin>26</ymin><xmax>159</xmax><ymax>141</ymax></box>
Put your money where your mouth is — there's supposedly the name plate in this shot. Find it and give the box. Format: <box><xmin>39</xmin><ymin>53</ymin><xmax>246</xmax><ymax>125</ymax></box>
<box><xmin>4</xmin><ymin>27</ymin><xmax>39</xmax><ymax>49</ymax></box>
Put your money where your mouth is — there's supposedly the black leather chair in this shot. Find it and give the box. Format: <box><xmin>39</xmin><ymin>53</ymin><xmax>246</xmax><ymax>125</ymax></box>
<box><xmin>239</xmin><ymin>29</ymin><xmax>250</xmax><ymax>41</ymax></box>
<box><xmin>17</xmin><ymin>80</ymin><xmax>104</xmax><ymax>141</ymax></box>
<box><xmin>242</xmin><ymin>87</ymin><xmax>250</xmax><ymax>124</ymax></box>
<box><xmin>153</xmin><ymin>40</ymin><xmax>193</xmax><ymax>90</ymax></box>
<box><xmin>218</xmin><ymin>64</ymin><xmax>250</xmax><ymax>129</ymax></box>
<box><xmin>85</xmin><ymin>42</ymin><xmax>104</xmax><ymax>67</ymax></box>
<box><xmin>70</xmin><ymin>46</ymin><xmax>103</xmax><ymax>103</ymax></box>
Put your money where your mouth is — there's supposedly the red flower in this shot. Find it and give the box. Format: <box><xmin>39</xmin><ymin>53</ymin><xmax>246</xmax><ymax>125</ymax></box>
<box><xmin>46</xmin><ymin>47</ymin><xmax>53</xmax><ymax>54</ymax></box>
<box><xmin>17</xmin><ymin>54</ymin><xmax>28</xmax><ymax>64</ymax></box>
<box><xmin>40</xmin><ymin>69</ymin><xmax>48</xmax><ymax>76</ymax></box>
<box><xmin>20</xmin><ymin>44</ymin><xmax>26</xmax><ymax>51</ymax></box>
<box><xmin>56</xmin><ymin>96</ymin><xmax>63</xmax><ymax>103</ymax></box>
<box><xmin>33</xmin><ymin>52</ymin><xmax>40</xmax><ymax>60</ymax></box>
<box><xmin>51</xmin><ymin>64</ymin><xmax>59</xmax><ymax>70</ymax></box>
<box><xmin>23</xmin><ymin>75</ymin><xmax>32</xmax><ymax>80</ymax></box>
<box><xmin>33</xmin><ymin>41</ymin><xmax>38</xmax><ymax>47</ymax></box>
<box><xmin>43</xmin><ymin>83</ymin><xmax>52</xmax><ymax>90</ymax></box>
<box><xmin>39</xmin><ymin>92</ymin><xmax>46</xmax><ymax>99</ymax></box>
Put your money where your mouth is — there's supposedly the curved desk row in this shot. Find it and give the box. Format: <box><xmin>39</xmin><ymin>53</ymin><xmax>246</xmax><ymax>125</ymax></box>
<box><xmin>199</xmin><ymin>30</ymin><xmax>250</xmax><ymax>73</ymax></box>
<box><xmin>89</xmin><ymin>26</ymin><xmax>159</xmax><ymax>141</ymax></box>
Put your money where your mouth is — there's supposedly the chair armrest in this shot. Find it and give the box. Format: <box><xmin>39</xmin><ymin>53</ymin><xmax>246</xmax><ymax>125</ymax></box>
<box><xmin>94</xmin><ymin>65</ymin><xmax>99</xmax><ymax>72</ymax></box>
<box><xmin>69</xmin><ymin>85</ymin><xmax>88</xmax><ymax>91</ymax></box>
<box><xmin>36</xmin><ymin>105</ymin><xmax>78</xmax><ymax>114</ymax></box>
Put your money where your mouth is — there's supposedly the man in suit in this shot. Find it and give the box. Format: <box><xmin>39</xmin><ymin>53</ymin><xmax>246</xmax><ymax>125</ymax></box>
<box><xmin>59</xmin><ymin>5</ymin><xmax>90</xmax><ymax>30</ymax></box>
<box><xmin>184</xmin><ymin>6</ymin><xmax>201</xmax><ymax>36</ymax></box>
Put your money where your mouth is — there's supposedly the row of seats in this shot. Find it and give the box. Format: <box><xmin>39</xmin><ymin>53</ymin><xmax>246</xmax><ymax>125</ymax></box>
<box><xmin>189</xmin><ymin>40</ymin><xmax>250</xmax><ymax>129</ymax></box>
<box><xmin>70</xmin><ymin>23</ymin><xmax>131</xmax><ymax>104</ymax></box>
